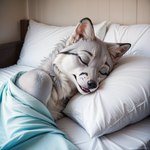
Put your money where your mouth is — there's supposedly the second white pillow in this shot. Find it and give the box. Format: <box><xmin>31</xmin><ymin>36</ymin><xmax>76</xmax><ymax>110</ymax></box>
<box><xmin>64</xmin><ymin>56</ymin><xmax>150</xmax><ymax>138</ymax></box>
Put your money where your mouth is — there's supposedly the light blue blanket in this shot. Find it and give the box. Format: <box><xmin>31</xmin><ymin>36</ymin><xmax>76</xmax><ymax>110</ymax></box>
<box><xmin>0</xmin><ymin>72</ymin><xmax>78</xmax><ymax>150</ymax></box>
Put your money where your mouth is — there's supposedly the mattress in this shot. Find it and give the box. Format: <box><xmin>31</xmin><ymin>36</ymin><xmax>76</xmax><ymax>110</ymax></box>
<box><xmin>0</xmin><ymin>65</ymin><xmax>33</xmax><ymax>86</ymax></box>
<box><xmin>57</xmin><ymin>116</ymin><xmax>150</xmax><ymax>150</ymax></box>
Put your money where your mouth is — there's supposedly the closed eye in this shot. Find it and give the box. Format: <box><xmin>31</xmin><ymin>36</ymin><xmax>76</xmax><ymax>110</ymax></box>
<box><xmin>82</xmin><ymin>50</ymin><xmax>93</xmax><ymax>57</ymax></box>
<box><xmin>59</xmin><ymin>50</ymin><xmax>88</xmax><ymax>65</ymax></box>
<box><xmin>78</xmin><ymin>50</ymin><xmax>92</xmax><ymax>66</ymax></box>
<box><xmin>99</xmin><ymin>66</ymin><xmax>109</xmax><ymax>76</ymax></box>
<box><xmin>78</xmin><ymin>56</ymin><xmax>88</xmax><ymax>66</ymax></box>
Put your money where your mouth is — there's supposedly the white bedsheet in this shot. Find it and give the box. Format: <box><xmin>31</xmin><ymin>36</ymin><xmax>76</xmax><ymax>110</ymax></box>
<box><xmin>57</xmin><ymin>116</ymin><xmax>150</xmax><ymax>150</ymax></box>
<box><xmin>0</xmin><ymin>65</ymin><xmax>33</xmax><ymax>86</ymax></box>
<box><xmin>1</xmin><ymin>65</ymin><xmax>150</xmax><ymax>149</ymax></box>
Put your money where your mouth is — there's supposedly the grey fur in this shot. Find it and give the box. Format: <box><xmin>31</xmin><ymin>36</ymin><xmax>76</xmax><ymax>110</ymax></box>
<box><xmin>16</xmin><ymin>18</ymin><xmax>131</xmax><ymax>120</ymax></box>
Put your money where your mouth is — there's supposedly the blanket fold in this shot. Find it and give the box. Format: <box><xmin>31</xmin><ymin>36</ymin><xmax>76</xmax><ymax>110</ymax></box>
<box><xmin>0</xmin><ymin>72</ymin><xmax>78</xmax><ymax>150</ymax></box>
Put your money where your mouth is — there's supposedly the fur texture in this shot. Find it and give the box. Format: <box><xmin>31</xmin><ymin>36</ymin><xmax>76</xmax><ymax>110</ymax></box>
<box><xmin>16</xmin><ymin>18</ymin><xmax>131</xmax><ymax>120</ymax></box>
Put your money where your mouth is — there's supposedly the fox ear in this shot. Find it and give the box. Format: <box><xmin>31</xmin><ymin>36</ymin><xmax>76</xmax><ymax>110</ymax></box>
<box><xmin>107</xmin><ymin>43</ymin><xmax>131</xmax><ymax>63</ymax></box>
<box><xmin>66</xmin><ymin>17</ymin><xmax>95</xmax><ymax>46</ymax></box>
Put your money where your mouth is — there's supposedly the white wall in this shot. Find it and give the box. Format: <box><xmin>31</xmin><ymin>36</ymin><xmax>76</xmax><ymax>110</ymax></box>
<box><xmin>28</xmin><ymin>0</ymin><xmax>150</xmax><ymax>26</ymax></box>
<box><xmin>0</xmin><ymin>0</ymin><xmax>27</xmax><ymax>44</ymax></box>
<box><xmin>0</xmin><ymin>0</ymin><xmax>150</xmax><ymax>43</ymax></box>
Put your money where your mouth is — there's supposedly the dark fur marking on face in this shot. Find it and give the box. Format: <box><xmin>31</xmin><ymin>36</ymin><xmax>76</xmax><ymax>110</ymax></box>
<box><xmin>79</xmin><ymin>72</ymin><xmax>88</xmax><ymax>76</ymax></box>
<box><xmin>59</xmin><ymin>51</ymin><xmax>77</xmax><ymax>56</ymax></box>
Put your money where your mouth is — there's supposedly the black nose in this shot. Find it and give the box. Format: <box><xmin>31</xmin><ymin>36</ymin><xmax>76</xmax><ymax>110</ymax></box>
<box><xmin>87</xmin><ymin>80</ymin><xmax>97</xmax><ymax>89</ymax></box>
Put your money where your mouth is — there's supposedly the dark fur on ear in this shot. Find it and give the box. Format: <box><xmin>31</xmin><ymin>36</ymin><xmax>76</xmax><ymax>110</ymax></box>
<box><xmin>107</xmin><ymin>42</ymin><xmax>131</xmax><ymax>63</ymax></box>
<box><xmin>80</xmin><ymin>17</ymin><xmax>94</xmax><ymax>29</ymax></box>
<box><xmin>66</xmin><ymin>17</ymin><xmax>95</xmax><ymax>46</ymax></box>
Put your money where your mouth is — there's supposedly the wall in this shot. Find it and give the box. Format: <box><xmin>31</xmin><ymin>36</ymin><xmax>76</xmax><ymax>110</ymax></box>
<box><xmin>0</xmin><ymin>0</ymin><xmax>150</xmax><ymax>43</ymax></box>
<box><xmin>28</xmin><ymin>0</ymin><xmax>150</xmax><ymax>26</ymax></box>
<box><xmin>0</xmin><ymin>0</ymin><xmax>27</xmax><ymax>44</ymax></box>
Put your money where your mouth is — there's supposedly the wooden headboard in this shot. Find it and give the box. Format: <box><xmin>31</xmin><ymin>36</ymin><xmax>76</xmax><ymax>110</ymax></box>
<box><xmin>20</xmin><ymin>20</ymin><xmax>29</xmax><ymax>42</ymax></box>
<box><xmin>0</xmin><ymin>20</ymin><xmax>29</xmax><ymax>68</ymax></box>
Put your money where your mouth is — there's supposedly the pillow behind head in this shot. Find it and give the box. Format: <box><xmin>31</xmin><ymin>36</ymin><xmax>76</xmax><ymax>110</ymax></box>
<box><xmin>17</xmin><ymin>20</ymin><xmax>108</xmax><ymax>68</ymax></box>
<box><xmin>64</xmin><ymin>56</ymin><xmax>150</xmax><ymax>138</ymax></box>
<box><xmin>17</xmin><ymin>20</ymin><xmax>73</xmax><ymax>68</ymax></box>
<box><xmin>104</xmin><ymin>24</ymin><xmax>150</xmax><ymax>57</ymax></box>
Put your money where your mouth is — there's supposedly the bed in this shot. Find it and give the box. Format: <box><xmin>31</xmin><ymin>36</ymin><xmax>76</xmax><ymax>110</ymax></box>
<box><xmin>0</xmin><ymin>19</ymin><xmax>150</xmax><ymax>150</ymax></box>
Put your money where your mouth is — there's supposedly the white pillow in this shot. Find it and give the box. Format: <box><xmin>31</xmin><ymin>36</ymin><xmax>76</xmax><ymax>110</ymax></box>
<box><xmin>17</xmin><ymin>20</ymin><xmax>108</xmax><ymax>68</ymax></box>
<box><xmin>64</xmin><ymin>56</ymin><xmax>150</xmax><ymax>138</ymax></box>
<box><xmin>94</xmin><ymin>21</ymin><xmax>109</xmax><ymax>40</ymax></box>
<box><xmin>17</xmin><ymin>20</ymin><xmax>73</xmax><ymax>68</ymax></box>
<box><xmin>104</xmin><ymin>24</ymin><xmax>150</xmax><ymax>57</ymax></box>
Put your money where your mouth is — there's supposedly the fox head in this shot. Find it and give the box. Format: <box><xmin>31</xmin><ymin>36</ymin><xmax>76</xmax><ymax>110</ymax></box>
<box><xmin>53</xmin><ymin>18</ymin><xmax>131</xmax><ymax>94</ymax></box>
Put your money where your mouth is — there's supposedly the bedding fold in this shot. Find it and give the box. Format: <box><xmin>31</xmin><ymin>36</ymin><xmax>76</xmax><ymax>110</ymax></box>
<box><xmin>0</xmin><ymin>72</ymin><xmax>78</xmax><ymax>150</ymax></box>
